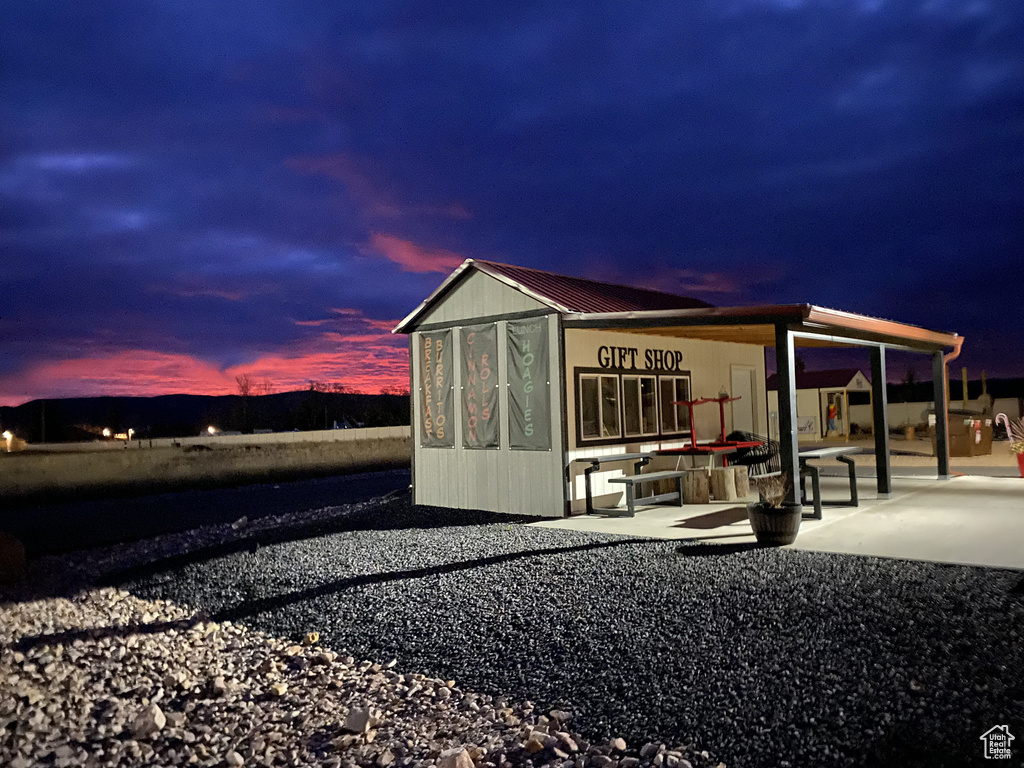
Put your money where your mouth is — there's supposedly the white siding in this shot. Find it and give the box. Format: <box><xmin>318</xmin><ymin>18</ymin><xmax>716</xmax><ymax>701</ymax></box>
<box><xmin>767</xmin><ymin>389</ymin><xmax>825</xmax><ymax>440</ymax></box>
<box><xmin>411</xmin><ymin>314</ymin><xmax>565</xmax><ymax>517</ymax></box>
<box><xmin>417</xmin><ymin>271</ymin><xmax>546</xmax><ymax>325</ymax></box>
<box><xmin>563</xmin><ymin>328</ymin><xmax>767</xmax><ymax>513</ymax></box>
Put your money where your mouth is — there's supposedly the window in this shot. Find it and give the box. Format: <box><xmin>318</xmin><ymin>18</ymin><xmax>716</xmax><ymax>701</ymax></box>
<box><xmin>623</xmin><ymin>375</ymin><xmax>658</xmax><ymax>437</ymax></box>
<box><xmin>659</xmin><ymin>376</ymin><xmax>691</xmax><ymax>434</ymax></box>
<box><xmin>577</xmin><ymin>367</ymin><xmax>691</xmax><ymax>445</ymax></box>
<box><xmin>579</xmin><ymin>374</ymin><xmax>621</xmax><ymax>440</ymax></box>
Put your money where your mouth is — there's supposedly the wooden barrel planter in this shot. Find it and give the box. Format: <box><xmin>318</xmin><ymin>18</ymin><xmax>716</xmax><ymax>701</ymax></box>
<box><xmin>746</xmin><ymin>502</ymin><xmax>802</xmax><ymax>546</ymax></box>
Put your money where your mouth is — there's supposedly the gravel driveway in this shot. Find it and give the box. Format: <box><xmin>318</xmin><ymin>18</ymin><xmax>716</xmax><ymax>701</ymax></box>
<box><xmin>108</xmin><ymin>490</ymin><xmax>1024</xmax><ymax>768</ymax></box>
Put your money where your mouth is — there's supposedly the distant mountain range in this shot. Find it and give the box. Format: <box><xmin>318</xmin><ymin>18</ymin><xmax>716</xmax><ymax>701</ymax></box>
<box><xmin>0</xmin><ymin>390</ymin><xmax>410</xmax><ymax>443</ymax></box>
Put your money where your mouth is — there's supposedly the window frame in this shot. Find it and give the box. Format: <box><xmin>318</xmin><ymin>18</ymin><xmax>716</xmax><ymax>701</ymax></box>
<box><xmin>622</xmin><ymin>374</ymin><xmax>660</xmax><ymax>438</ymax></box>
<box><xmin>575</xmin><ymin>366</ymin><xmax>693</xmax><ymax>447</ymax></box>
<box><xmin>658</xmin><ymin>375</ymin><xmax>693</xmax><ymax>435</ymax></box>
<box><xmin>578</xmin><ymin>372</ymin><xmax>622</xmax><ymax>441</ymax></box>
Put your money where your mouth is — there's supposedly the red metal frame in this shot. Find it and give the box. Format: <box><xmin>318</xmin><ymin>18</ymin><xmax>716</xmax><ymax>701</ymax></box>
<box><xmin>669</xmin><ymin>395</ymin><xmax>763</xmax><ymax>463</ymax></box>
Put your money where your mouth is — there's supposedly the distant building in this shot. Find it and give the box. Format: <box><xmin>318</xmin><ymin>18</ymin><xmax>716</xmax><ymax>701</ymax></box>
<box><xmin>766</xmin><ymin>368</ymin><xmax>871</xmax><ymax>440</ymax></box>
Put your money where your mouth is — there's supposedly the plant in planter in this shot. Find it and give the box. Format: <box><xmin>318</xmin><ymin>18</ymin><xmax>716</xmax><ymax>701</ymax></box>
<box><xmin>747</xmin><ymin>474</ymin><xmax>802</xmax><ymax>546</ymax></box>
<box><xmin>995</xmin><ymin>414</ymin><xmax>1024</xmax><ymax>478</ymax></box>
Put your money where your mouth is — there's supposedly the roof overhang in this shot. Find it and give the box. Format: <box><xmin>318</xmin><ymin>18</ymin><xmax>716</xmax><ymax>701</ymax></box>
<box><xmin>561</xmin><ymin>303</ymin><xmax>960</xmax><ymax>353</ymax></box>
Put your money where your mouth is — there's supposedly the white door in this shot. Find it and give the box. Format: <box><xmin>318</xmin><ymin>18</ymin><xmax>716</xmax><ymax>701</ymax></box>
<box><xmin>730</xmin><ymin>366</ymin><xmax>756</xmax><ymax>434</ymax></box>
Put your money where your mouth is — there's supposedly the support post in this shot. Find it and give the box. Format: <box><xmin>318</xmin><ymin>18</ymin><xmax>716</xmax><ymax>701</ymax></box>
<box><xmin>774</xmin><ymin>324</ymin><xmax>801</xmax><ymax>508</ymax></box>
<box><xmin>870</xmin><ymin>346</ymin><xmax>892</xmax><ymax>497</ymax></box>
<box><xmin>933</xmin><ymin>351</ymin><xmax>951</xmax><ymax>479</ymax></box>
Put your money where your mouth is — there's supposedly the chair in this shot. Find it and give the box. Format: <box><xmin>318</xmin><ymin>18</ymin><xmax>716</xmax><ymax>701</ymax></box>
<box><xmin>726</xmin><ymin>430</ymin><xmax>781</xmax><ymax>478</ymax></box>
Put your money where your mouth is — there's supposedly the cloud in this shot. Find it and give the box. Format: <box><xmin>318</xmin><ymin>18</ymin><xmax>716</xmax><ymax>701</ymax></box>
<box><xmin>0</xmin><ymin>335</ymin><xmax>410</xmax><ymax>406</ymax></box>
<box><xmin>365</xmin><ymin>233</ymin><xmax>465</xmax><ymax>273</ymax></box>
<box><xmin>285</xmin><ymin>152</ymin><xmax>472</xmax><ymax>221</ymax></box>
<box><xmin>659</xmin><ymin>269</ymin><xmax>742</xmax><ymax>296</ymax></box>
<box><xmin>2</xmin><ymin>0</ymin><xmax>1022</xmax><ymax>404</ymax></box>
<box><xmin>27</xmin><ymin>152</ymin><xmax>137</xmax><ymax>174</ymax></box>
<box><xmin>0</xmin><ymin>306</ymin><xmax>412</xmax><ymax>405</ymax></box>
<box><xmin>150</xmin><ymin>284</ymin><xmax>250</xmax><ymax>302</ymax></box>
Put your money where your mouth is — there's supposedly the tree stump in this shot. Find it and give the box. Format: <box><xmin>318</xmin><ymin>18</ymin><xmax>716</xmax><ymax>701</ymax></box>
<box><xmin>710</xmin><ymin>467</ymin><xmax>737</xmax><ymax>501</ymax></box>
<box><xmin>733</xmin><ymin>465</ymin><xmax>750</xmax><ymax>498</ymax></box>
<box><xmin>682</xmin><ymin>470</ymin><xmax>710</xmax><ymax>504</ymax></box>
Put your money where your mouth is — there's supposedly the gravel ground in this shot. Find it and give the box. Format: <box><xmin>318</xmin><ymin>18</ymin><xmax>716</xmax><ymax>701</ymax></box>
<box><xmin>4</xmin><ymin>587</ymin><xmax>686</xmax><ymax>768</ymax></box>
<box><xmin>7</xmin><ymin>487</ymin><xmax>1023</xmax><ymax>767</ymax></box>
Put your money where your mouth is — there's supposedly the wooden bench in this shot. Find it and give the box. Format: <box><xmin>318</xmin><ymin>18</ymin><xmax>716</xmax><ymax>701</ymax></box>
<box><xmin>798</xmin><ymin>446</ymin><xmax>861</xmax><ymax>520</ymax></box>
<box><xmin>607</xmin><ymin>470</ymin><xmax>690</xmax><ymax>517</ymax></box>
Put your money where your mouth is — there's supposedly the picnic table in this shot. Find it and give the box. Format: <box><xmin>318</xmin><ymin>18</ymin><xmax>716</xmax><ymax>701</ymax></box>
<box><xmin>798</xmin><ymin>446</ymin><xmax>861</xmax><ymax>520</ymax></box>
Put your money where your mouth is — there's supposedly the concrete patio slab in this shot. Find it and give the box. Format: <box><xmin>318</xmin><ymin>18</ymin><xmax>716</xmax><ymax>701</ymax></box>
<box><xmin>531</xmin><ymin>473</ymin><xmax>1024</xmax><ymax>570</ymax></box>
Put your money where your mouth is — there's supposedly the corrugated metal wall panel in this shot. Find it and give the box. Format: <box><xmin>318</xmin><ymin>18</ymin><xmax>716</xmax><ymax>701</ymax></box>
<box><xmin>412</xmin><ymin>314</ymin><xmax>564</xmax><ymax>517</ymax></box>
<box><xmin>418</xmin><ymin>271</ymin><xmax>546</xmax><ymax>326</ymax></box>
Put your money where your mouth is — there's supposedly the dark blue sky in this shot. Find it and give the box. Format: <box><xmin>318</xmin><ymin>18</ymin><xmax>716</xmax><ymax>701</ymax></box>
<box><xmin>2</xmin><ymin>1</ymin><xmax>1022</xmax><ymax>404</ymax></box>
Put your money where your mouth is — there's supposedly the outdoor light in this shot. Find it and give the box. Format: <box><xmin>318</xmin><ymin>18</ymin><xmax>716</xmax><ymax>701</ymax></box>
<box><xmin>207</xmin><ymin>425</ymin><xmax>217</xmax><ymax>435</ymax></box>
<box><xmin>128</xmin><ymin>428</ymin><xmax>135</xmax><ymax>439</ymax></box>
<box><xmin>2</xmin><ymin>431</ymin><xmax>11</xmax><ymax>440</ymax></box>
<box><xmin>102</xmin><ymin>428</ymin><xmax>112</xmax><ymax>438</ymax></box>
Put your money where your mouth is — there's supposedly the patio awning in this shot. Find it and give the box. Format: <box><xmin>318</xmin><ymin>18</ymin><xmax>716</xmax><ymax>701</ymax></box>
<box><xmin>561</xmin><ymin>303</ymin><xmax>960</xmax><ymax>353</ymax></box>
<box><xmin>564</xmin><ymin>301</ymin><xmax>962</xmax><ymax>503</ymax></box>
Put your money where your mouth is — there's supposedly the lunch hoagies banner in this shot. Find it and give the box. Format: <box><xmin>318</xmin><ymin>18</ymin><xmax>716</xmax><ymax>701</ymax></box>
<box><xmin>506</xmin><ymin>318</ymin><xmax>551</xmax><ymax>450</ymax></box>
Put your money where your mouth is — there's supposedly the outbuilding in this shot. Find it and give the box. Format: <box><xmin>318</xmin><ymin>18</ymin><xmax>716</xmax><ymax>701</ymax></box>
<box><xmin>393</xmin><ymin>260</ymin><xmax>962</xmax><ymax>517</ymax></box>
<box><xmin>766</xmin><ymin>368</ymin><xmax>872</xmax><ymax>440</ymax></box>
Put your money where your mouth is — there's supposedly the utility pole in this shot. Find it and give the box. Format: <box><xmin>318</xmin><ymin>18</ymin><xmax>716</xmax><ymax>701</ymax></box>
<box><xmin>40</xmin><ymin>400</ymin><xmax>45</xmax><ymax>443</ymax></box>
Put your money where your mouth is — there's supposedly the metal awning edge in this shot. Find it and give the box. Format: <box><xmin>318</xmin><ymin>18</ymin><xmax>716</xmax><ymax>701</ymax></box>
<box><xmin>561</xmin><ymin>303</ymin><xmax>960</xmax><ymax>350</ymax></box>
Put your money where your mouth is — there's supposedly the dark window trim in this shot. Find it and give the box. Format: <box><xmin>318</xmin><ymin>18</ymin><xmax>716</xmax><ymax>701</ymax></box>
<box><xmin>573</xmin><ymin>366</ymin><xmax>693</xmax><ymax>448</ymax></box>
<box><xmin>622</xmin><ymin>373</ymin><xmax>660</xmax><ymax>439</ymax></box>
<box><xmin>577</xmin><ymin>370</ymin><xmax>622</xmax><ymax>443</ymax></box>
<box><xmin>657</xmin><ymin>373</ymin><xmax>694</xmax><ymax>435</ymax></box>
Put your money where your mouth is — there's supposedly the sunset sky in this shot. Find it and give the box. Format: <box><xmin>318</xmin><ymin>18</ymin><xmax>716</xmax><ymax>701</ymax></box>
<box><xmin>2</xmin><ymin>1</ymin><xmax>1022</xmax><ymax>407</ymax></box>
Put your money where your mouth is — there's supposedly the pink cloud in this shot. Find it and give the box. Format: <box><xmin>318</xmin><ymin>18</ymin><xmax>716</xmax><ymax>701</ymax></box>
<box><xmin>365</xmin><ymin>318</ymin><xmax>402</xmax><ymax>331</ymax></box>
<box><xmin>366</xmin><ymin>233</ymin><xmax>465</xmax><ymax>273</ymax></box>
<box><xmin>148</xmin><ymin>284</ymin><xmax>250</xmax><ymax>302</ymax></box>
<box><xmin>0</xmin><ymin>317</ymin><xmax>412</xmax><ymax>405</ymax></box>
<box><xmin>285</xmin><ymin>152</ymin><xmax>471</xmax><ymax>221</ymax></box>
<box><xmin>661</xmin><ymin>269</ymin><xmax>741</xmax><ymax>295</ymax></box>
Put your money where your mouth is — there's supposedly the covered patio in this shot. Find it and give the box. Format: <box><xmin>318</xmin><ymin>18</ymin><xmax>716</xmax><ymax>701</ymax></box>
<box><xmin>532</xmin><ymin>472</ymin><xmax>1024</xmax><ymax>570</ymax></box>
<box><xmin>562</xmin><ymin>303</ymin><xmax>964</xmax><ymax>508</ymax></box>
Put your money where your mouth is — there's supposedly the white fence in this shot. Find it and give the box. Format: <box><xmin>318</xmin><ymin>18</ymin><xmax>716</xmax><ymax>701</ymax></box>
<box><xmin>20</xmin><ymin>426</ymin><xmax>411</xmax><ymax>453</ymax></box>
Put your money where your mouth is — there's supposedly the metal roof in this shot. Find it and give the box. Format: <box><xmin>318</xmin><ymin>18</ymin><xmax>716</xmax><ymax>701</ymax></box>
<box><xmin>476</xmin><ymin>260</ymin><xmax>713</xmax><ymax>313</ymax></box>
<box><xmin>392</xmin><ymin>259</ymin><xmax>711</xmax><ymax>333</ymax></box>
<box><xmin>393</xmin><ymin>260</ymin><xmax>962</xmax><ymax>354</ymax></box>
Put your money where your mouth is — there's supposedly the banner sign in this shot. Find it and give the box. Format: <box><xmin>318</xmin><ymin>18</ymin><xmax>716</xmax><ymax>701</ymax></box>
<box><xmin>460</xmin><ymin>323</ymin><xmax>499</xmax><ymax>448</ymax></box>
<box><xmin>507</xmin><ymin>318</ymin><xmax>551</xmax><ymax>450</ymax></box>
<box><xmin>419</xmin><ymin>330</ymin><xmax>454</xmax><ymax>447</ymax></box>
